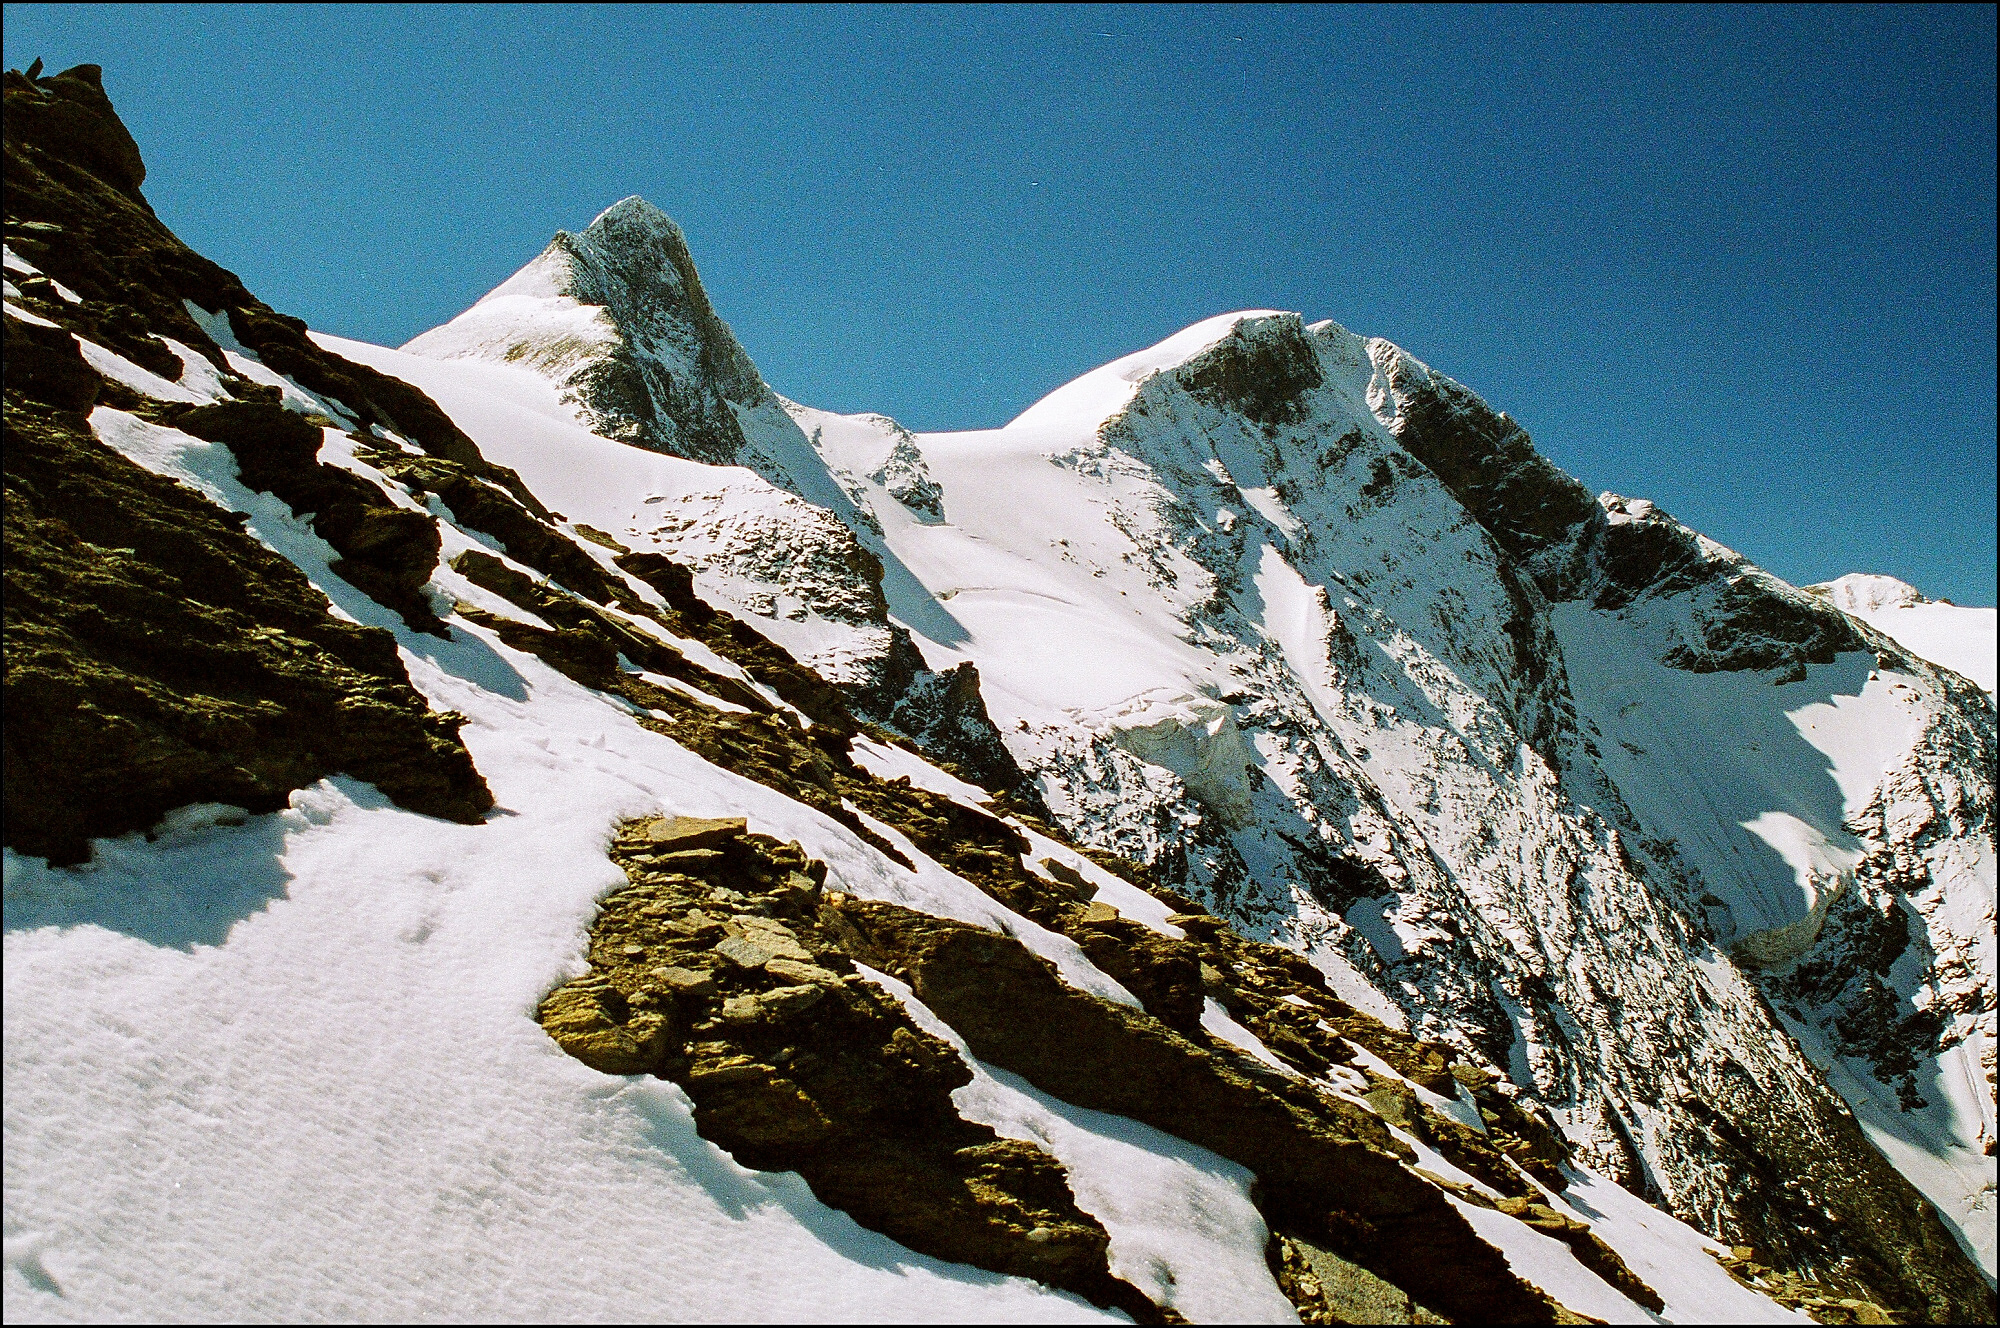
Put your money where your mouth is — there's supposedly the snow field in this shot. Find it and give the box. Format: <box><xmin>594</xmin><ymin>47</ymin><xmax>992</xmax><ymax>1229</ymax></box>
<box><xmin>372</xmin><ymin>275</ymin><xmax>1992</xmax><ymax>1310</ymax></box>
<box><xmin>5</xmin><ymin>293</ymin><xmax>1851</xmax><ymax>1322</ymax></box>
<box><xmin>1814</xmin><ymin>575</ymin><xmax>1995</xmax><ymax>699</ymax></box>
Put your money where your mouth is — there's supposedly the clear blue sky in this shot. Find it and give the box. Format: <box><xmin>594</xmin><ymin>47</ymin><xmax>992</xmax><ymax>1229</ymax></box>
<box><xmin>7</xmin><ymin>4</ymin><xmax>1994</xmax><ymax>603</ymax></box>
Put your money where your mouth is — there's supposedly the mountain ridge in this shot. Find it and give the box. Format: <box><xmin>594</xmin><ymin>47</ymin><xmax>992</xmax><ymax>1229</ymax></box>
<box><xmin>5</xmin><ymin>66</ymin><xmax>1993</xmax><ymax>1324</ymax></box>
<box><xmin>397</xmin><ymin>193</ymin><xmax>1994</xmax><ymax>1298</ymax></box>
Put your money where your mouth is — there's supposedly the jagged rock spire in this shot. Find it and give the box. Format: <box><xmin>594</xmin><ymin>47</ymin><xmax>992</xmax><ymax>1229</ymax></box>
<box><xmin>405</xmin><ymin>196</ymin><xmax>768</xmax><ymax>464</ymax></box>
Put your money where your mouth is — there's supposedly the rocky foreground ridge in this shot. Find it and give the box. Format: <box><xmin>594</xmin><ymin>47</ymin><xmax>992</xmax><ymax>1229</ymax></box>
<box><xmin>3</xmin><ymin>63</ymin><xmax>1993</xmax><ymax>1323</ymax></box>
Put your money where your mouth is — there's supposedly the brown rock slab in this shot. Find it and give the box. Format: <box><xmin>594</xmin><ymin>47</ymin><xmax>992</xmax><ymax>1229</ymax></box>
<box><xmin>539</xmin><ymin>984</ymin><xmax>673</xmax><ymax>1075</ymax></box>
<box><xmin>721</xmin><ymin>985</ymin><xmax>826</xmax><ymax>1025</ymax></box>
<box><xmin>1040</xmin><ymin>857</ymin><xmax>1098</xmax><ymax>900</ymax></box>
<box><xmin>765</xmin><ymin>957</ymin><xmax>843</xmax><ymax>986</ymax></box>
<box><xmin>715</xmin><ymin>936</ymin><xmax>776</xmax><ymax>969</ymax></box>
<box><xmin>653</xmin><ymin>965</ymin><xmax>717</xmax><ymax>995</ymax></box>
<box><xmin>649</xmin><ymin>814</ymin><xmax>747</xmax><ymax>851</ymax></box>
<box><xmin>724</xmin><ymin>916</ymin><xmax>813</xmax><ymax>962</ymax></box>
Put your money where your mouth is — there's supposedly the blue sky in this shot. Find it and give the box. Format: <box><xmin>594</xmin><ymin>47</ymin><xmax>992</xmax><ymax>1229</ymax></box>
<box><xmin>6</xmin><ymin>4</ymin><xmax>1994</xmax><ymax>603</ymax></box>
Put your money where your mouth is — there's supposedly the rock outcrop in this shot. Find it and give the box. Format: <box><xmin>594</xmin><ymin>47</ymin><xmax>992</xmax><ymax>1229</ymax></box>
<box><xmin>541</xmin><ymin>816</ymin><xmax>1161</xmax><ymax>1322</ymax></box>
<box><xmin>3</xmin><ymin>264</ymin><xmax>490</xmax><ymax>866</ymax></box>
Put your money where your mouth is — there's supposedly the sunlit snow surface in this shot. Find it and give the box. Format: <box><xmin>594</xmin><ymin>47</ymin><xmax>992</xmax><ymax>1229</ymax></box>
<box><xmin>1552</xmin><ymin>611</ymin><xmax>1996</xmax><ymax>1275</ymax></box>
<box><xmin>1814</xmin><ymin>573</ymin><xmax>1995</xmax><ymax>700</ymax></box>
<box><xmin>341</xmin><ymin>317</ymin><xmax>1989</xmax><ymax>1290</ymax></box>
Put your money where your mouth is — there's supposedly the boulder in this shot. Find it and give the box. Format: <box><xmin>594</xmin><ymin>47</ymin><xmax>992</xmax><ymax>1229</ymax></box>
<box><xmin>765</xmin><ymin>957</ymin><xmax>843</xmax><ymax>986</ymax></box>
<box><xmin>652</xmin><ymin>965</ymin><xmax>718</xmax><ymax>996</ymax></box>
<box><xmin>539</xmin><ymin>983</ymin><xmax>673</xmax><ymax>1075</ymax></box>
<box><xmin>648</xmin><ymin>814</ymin><xmax>747</xmax><ymax>850</ymax></box>
<box><xmin>1040</xmin><ymin>857</ymin><xmax>1098</xmax><ymax>900</ymax></box>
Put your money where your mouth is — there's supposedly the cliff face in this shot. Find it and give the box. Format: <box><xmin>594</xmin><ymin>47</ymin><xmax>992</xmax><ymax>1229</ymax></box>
<box><xmin>3</xmin><ymin>65</ymin><xmax>495</xmax><ymax>863</ymax></box>
<box><xmin>5</xmin><ymin>61</ymin><xmax>1992</xmax><ymax>1324</ymax></box>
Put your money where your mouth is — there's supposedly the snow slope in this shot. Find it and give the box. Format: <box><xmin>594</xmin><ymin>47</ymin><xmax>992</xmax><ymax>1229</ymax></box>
<box><xmin>1813</xmin><ymin>573</ymin><xmax>1995</xmax><ymax>699</ymax></box>
<box><xmin>386</xmin><ymin>237</ymin><xmax>1995</xmax><ymax>1306</ymax></box>
<box><xmin>382</xmin><ymin>249</ymin><xmax>1992</xmax><ymax>1304</ymax></box>
<box><xmin>3</xmin><ymin>346</ymin><xmax>1133</xmax><ymax>1321</ymax></box>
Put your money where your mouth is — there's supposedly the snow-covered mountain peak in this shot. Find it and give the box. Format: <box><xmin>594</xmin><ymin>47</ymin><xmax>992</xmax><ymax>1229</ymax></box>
<box><xmin>1815</xmin><ymin>572</ymin><xmax>1932</xmax><ymax>613</ymax></box>
<box><xmin>404</xmin><ymin>195</ymin><xmax>766</xmax><ymax>463</ymax></box>
<box><xmin>1811</xmin><ymin>574</ymin><xmax>1996</xmax><ymax>699</ymax></box>
<box><xmin>12</xmin><ymin>59</ymin><xmax>1999</xmax><ymax>1323</ymax></box>
<box><xmin>1004</xmin><ymin>309</ymin><xmax>1298</xmax><ymax>437</ymax></box>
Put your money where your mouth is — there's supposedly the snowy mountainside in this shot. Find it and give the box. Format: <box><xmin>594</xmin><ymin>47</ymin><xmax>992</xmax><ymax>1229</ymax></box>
<box><xmin>396</xmin><ymin>212</ymin><xmax>1993</xmax><ymax>1309</ymax></box>
<box><xmin>403</xmin><ymin>195</ymin><xmax>770</xmax><ymax>465</ymax></box>
<box><xmin>403</xmin><ymin>200</ymin><xmax>1031</xmax><ymax>797</ymax></box>
<box><xmin>1810</xmin><ymin>573</ymin><xmax>1996</xmax><ymax>699</ymax></box>
<box><xmin>3</xmin><ymin>63</ymin><xmax>1990</xmax><ymax>1322</ymax></box>
<box><xmin>0</xmin><ymin>61</ymin><xmax>1859</xmax><ymax>1325</ymax></box>
<box><xmin>406</xmin><ymin>203</ymin><xmax>1993</xmax><ymax>1312</ymax></box>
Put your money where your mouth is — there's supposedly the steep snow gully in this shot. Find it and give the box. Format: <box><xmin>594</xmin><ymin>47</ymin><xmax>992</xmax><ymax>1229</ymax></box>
<box><xmin>5</xmin><ymin>65</ymin><xmax>1994</xmax><ymax>1325</ymax></box>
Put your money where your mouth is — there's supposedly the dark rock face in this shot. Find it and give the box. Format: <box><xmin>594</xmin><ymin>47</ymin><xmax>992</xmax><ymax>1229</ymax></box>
<box><xmin>825</xmin><ymin>900</ymin><xmax>1566</xmax><ymax>1325</ymax></box>
<box><xmin>367</xmin><ymin>451</ymin><xmax>619</xmax><ymax>605</ymax></box>
<box><xmin>540</xmin><ymin>818</ymin><xmax>1160</xmax><ymax>1323</ymax></box>
<box><xmin>2</xmin><ymin>64</ymin><xmax>494</xmax><ymax>863</ymax></box>
<box><xmin>1371</xmin><ymin>348</ymin><xmax>1598</xmax><ymax>572</ymax></box>
<box><xmin>471</xmin><ymin>198</ymin><xmax>770</xmax><ymax>464</ymax></box>
<box><xmin>3</xmin><ymin>356</ymin><xmax>490</xmax><ymax>864</ymax></box>
<box><xmin>611</xmin><ymin>549</ymin><xmax>860</xmax><ymax>728</ymax></box>
<box><xmin>1177</xmin><ymin>316</ymin><xmax>1326</xmax><ymax>426</ymax></box>
<box><xmin>172</xmin><ymin>400</ymin><xmax>445</xmax><ymax>634</ymax></box>
<box><xmin>3</xmin><ymin>64</ymin><xmax>145</xmax><ymax>196</ymax></box>
<box><xmin>1372</xmin><ymin>347</ymin><xmax>1876</xmax><ymax>681</ymax></box>
<box><xmin>846</xmin><ymin>626</ymin><xmax>1038</xmax><ymax>802</ymax></box>
<box><xmin>1581</xmin><ymin>496</ymin><xmax>1872</xmax><ymax>672</ymax></box>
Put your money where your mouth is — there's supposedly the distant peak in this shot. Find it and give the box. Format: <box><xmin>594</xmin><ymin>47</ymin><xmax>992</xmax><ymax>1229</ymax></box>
<box><xmin>404</xmin><ymin>193</ymin><xmax>766</xmax><ymax>462</ymax></box>
<box><xmin>1811</xmin><ymin>573</ymin><xmax>1929</xmax><ymax>613</ymax></box>
<box><xmin>552</xmin><ymin>196</ymin><xmax>698</xmax><ymax>287</ymax></box>
<box><xmin>1004</xmin><ymin>310</ymin><xmax>1302</xmax><ymax>433</ymax></box>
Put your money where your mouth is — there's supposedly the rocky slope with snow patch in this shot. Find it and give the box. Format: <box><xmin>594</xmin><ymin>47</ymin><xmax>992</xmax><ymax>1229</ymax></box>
<box><xmin>4</xmin><ymin>62</ymin><xmax>1991</xmax><ymax>1324</ymax></box>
